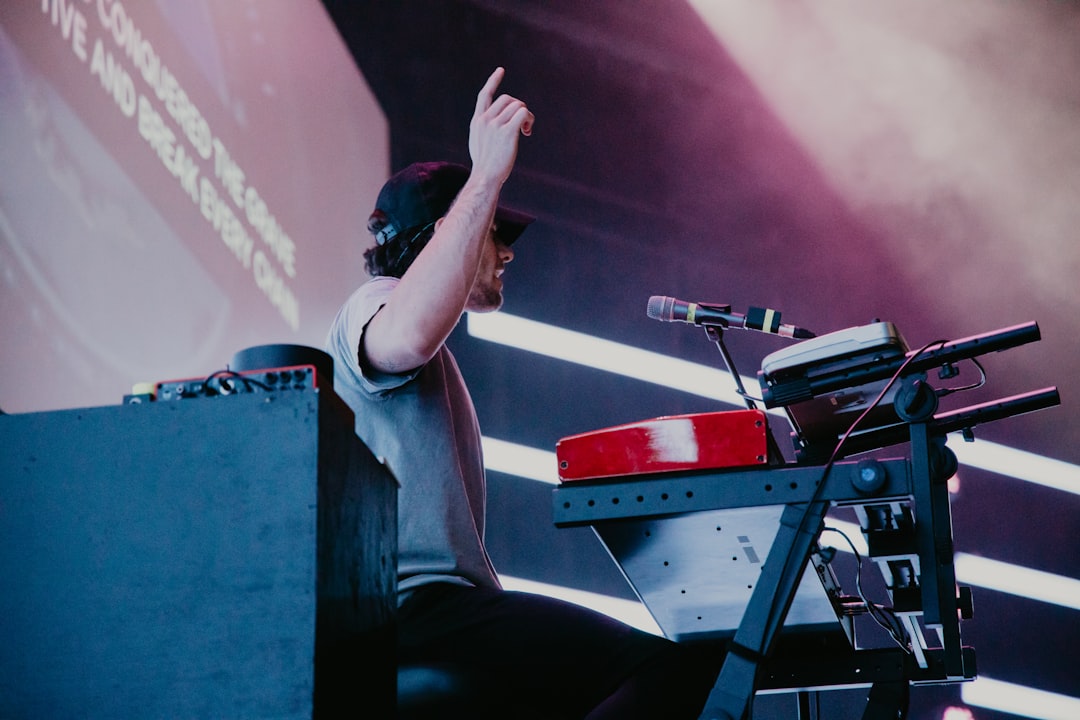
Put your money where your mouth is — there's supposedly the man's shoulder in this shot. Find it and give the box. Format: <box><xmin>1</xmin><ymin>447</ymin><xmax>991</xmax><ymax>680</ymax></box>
<box><xmin>339</xmin><ymin>275</ymin><xmax>398</xmax><ymax>313</ymax></box>
<box><xmin>357</xmin><ymin>274</ymin><xmax>399</xmax><ymax>296</ymax></box>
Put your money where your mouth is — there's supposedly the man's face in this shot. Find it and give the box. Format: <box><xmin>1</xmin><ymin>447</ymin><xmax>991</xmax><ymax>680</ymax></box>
<box><xmin>466</xmin><ymin>223</ymin><xmax>514</xmax><ymax>312</ymax></box>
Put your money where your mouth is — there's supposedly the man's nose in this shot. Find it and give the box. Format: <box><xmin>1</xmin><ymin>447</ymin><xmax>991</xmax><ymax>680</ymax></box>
<box><xmin>498</xmin><ymin>242</ymin><xmax>514</xmax><ymax>264</ymax></box>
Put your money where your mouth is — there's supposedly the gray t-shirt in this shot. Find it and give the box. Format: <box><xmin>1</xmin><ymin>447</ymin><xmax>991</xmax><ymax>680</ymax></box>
<box><xmin>325</xmin><ymin>276</ymin><xmax>501</xmax><ymax>604</ymax></box>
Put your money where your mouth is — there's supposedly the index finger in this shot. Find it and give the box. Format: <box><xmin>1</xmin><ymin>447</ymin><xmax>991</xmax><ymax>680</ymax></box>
<box><xmin>475</xmin><ymin>67</ymin><xmax>505</xmax><ymax>115</ymax></box>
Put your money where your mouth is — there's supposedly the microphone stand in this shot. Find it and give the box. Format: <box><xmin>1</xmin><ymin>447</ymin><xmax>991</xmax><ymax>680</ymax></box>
<box><xmin>703</xmin><ymin>325</ymin><xmax>786</xmax><ymax>465</ymax></box>
<box><xmin>704</xmin><ymin>325</ymin><xmax>757</xmax><ymax>411</ymax></box>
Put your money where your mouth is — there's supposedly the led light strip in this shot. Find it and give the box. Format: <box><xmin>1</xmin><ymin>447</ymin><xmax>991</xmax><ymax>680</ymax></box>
<box><xmin>953</xmin><ymin>553</ymin><xmax>1080</xmax><ymax>611</ymax></box>
<box><xmin>961</xmin><ymin>676</ymin><xmax>1080</xmax><ymax>720</ymax></box>
<box><xmin>948</xmin><ymin>441</ymin><xmax>1080</xmax><ymax>496</ymax></box>
<box><xmin>468</xmin><ymin>311</ymin><xmax>1080</xmax><ymax>496</ymax></box>
<box><xmin>482</xmin><ymin>436</ymin><xmax>560</xmax><ymax>484</ymax></box>
<box><xmin>467</xmin><ymin>311</ymin><xmax>763</xmax><ymax>410</ymax></box>
<box><xmin>499</xmin><ymin>574</ymin><xmax>663</xmax><ymax>635</ymax></box>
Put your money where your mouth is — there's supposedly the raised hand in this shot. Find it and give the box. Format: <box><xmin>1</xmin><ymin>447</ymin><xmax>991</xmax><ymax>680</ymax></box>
<box><xmin>468</xmin><ymin>67</ymin><xmax>534</xmax><ymax>186</ymax></box>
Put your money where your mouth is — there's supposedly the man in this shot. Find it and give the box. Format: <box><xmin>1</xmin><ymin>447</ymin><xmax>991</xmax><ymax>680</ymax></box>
<box><xmin>326</xmin><ymin>68</ymin><xmax>719</xmax><ymax>718</ymax></box>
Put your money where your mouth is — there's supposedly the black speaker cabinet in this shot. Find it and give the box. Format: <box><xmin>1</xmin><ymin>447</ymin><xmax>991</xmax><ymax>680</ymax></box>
<box><xmin>0</xmin><ymin>385</ymin><xmax>397</xmax><ymax>719</ymax></box>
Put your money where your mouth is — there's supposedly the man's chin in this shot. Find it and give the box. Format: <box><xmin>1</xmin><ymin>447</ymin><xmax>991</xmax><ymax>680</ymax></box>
<box><xmin>466</xmin><ymin>293</ymin><xmax>504</xmax><ymax>314</ymax></box>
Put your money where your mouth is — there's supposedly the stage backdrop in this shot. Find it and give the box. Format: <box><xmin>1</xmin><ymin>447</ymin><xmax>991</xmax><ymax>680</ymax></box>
<box><xmin>0</xmin><ymin>0</ymin><xmax>386</xmax><ymax>413</ymax></box>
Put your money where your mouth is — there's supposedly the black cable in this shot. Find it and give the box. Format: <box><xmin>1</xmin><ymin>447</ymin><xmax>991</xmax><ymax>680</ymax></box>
<box><xmin>204</xmin><ymin>368</ymin><xmax>273</xmax><ymax>394</ymax></box>
<box><xmin>825</xmin><ymin>338</ymin><xmax>947</xmax><ymax>467</ymax></box>
<box><xmin>753</xmin><ymin>339</ymin><xmax>946</xmax><ymax>663</ymax></box>
<box><xmin>735</xmin><ymin>386</ymin><xmax>765</xmax><ymax>405</ymax></box>
<box><xmin>822</xmin><ymin>526</ymin><xmax>911</xmax><ymax>653</ymax></box>
<box><xmin>936</xmin><ymin>356</ymin><xmax>986</xmax><ymax>398</ymax></box>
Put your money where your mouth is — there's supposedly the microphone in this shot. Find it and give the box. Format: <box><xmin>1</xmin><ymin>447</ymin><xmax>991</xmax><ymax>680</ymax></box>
<box><xmin>647</xmin><ymin>295</ymin><xmax>816</xmax><ymax>339</ymax></box>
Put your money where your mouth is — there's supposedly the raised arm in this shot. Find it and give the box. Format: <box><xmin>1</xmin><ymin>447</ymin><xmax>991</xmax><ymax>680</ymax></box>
<box><xmin>362</xmin><ymin>67</ymin><xmax>534</xmax><ymax>374</ymax></box>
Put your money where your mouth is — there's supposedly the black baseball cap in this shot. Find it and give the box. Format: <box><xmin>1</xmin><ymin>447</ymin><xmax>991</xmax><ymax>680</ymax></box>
<box><xmin>371</xmin><ymin>161</ymin><xmax>534</xmax><ymax>246</ymax></box>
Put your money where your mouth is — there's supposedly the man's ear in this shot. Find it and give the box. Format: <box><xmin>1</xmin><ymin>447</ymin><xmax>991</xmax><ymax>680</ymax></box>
<box><xmin>434</xmin><ymin>217</ymin><xmax>445</xmax><ymax>231</ymax></box>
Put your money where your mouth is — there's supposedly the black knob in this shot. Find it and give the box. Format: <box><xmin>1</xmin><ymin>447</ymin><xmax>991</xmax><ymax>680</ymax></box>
<box><xmin>852</xmin><ymin>459</ymin><xmax>887</xmax><ymax>494</ymax></box>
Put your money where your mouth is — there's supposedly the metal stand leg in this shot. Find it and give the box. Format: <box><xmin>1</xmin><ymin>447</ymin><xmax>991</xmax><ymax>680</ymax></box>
<box><xmin>701</xmin><ymin>500</ymin><xmax>830</xmax><ymax>720</ymax></box>
<box><xmin>861</xmin><ymin>681</ymin><xmax>909</xmax><ymax>720</ymax></box>
<box><xmin>905</xmin><ymin>410</ymin><xmax>967</xmax><ymax>680</ymax></box>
